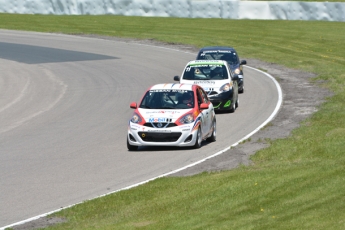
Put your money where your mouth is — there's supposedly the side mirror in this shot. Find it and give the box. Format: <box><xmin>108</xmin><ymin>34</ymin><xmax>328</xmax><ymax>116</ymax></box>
<box><xmin>232</xmin><ymin>74</ymin><xmax>239</xmax><ymax>81</ymax></box>
<box><xmin>240</xmin><ymin>60</ymin><xmax>247</xmax><ymax>65</ymax></box>
<box><xmin>130</xmin><ymin>102</ymin><xmax>137</xmax><ymax>109</ymax></box>
<box><xmin>200</xmin><ymin>103</ymin><xmax>209</xmax><ymax>110</ymax></box>
<box><xmin>173</xmin><ymin>76</ymin><xmax>180</xmax><ymax>81</ymax></box>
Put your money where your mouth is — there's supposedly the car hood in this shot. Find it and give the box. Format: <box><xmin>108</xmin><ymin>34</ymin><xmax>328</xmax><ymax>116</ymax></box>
<box><xmin>138</xmin><ymin>108</ymin><xmax>192</xmax><ymax>123</ymax></box>
<box><xmin>180</xmin><ymin>79</ymin><xmax>229</xmax><ymax>92</ymax></box>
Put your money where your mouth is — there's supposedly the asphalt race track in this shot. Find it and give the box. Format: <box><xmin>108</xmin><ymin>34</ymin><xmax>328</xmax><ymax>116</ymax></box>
<box><xmin>0</xmin><ymin>29</ymin><xmax>280</xmax><ymax>227</ymax></box>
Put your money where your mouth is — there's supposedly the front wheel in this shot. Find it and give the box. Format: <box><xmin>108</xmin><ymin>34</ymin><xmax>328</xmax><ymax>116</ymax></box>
<box><xmin>193</xmin><ymin>127</ymin><xmax>202</xmax><ymax>149</ymax></box>
<box><xmin>127</xmin><ymin>138</ymin><xmax>138</xmax><ymax>151</ymax></box>
<box><xmin>207</xmin><ymin>119</ymin><xmax>216</xmax><ymax>142</ymax></box>
<box><xmin>239</xmin><ymin>86</ymin><xmax>244</xmax><ymax>94</ymax></box>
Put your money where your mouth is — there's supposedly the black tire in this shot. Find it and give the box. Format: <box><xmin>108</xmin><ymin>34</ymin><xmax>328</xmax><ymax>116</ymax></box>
<box><xmin>193</xmin><ymin>127</ymin><xmax>202</xmax><ymax>149</ymax></box>
<box><xmin>127</xmin><ymin>138</ymin><xmax>138</xmax><ymax>151</ymax></box>
<box><xmin>239</xmin><ymin>87</ymin><xmax>244</xmax><ymax>94</ymax></box>
<box><xmin>207</xmin><ymin>119</ymin><xmax>216</xmax><ymax>142</ymax></box>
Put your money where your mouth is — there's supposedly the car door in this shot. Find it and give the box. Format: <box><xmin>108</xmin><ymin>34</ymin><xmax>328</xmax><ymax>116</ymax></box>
<box><xmin>197</xmin><ymin>87</ymin><xmax>212</xmax><ymax>137</ymax></box>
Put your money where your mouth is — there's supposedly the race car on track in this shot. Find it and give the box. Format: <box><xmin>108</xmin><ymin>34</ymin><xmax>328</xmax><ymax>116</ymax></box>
<box><xmin>127</xmin><ymin>83</ymin><xmax>216</xmax><ymax>150</ymax></box>
<box><xmin>196</xmin><ymin>46</ymin><xmax>247</xmax><ymax>93</ymax></box>
<box><xmin>174</xmin><ymin>60</ymin><xmax>239</xmax><ymax>112</ymax></box>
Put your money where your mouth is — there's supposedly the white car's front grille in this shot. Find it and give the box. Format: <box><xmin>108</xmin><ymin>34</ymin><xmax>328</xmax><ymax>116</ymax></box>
<box><xmin>143</xmin><ymin>122</ymin><xmax>177</xmax><ymax>128</ymax></box>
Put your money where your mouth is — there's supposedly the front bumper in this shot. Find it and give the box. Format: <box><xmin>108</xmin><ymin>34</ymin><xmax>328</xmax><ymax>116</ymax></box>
<box><xmin>127</xmin><ymin>122</ymin><xmax>199</xmax><ymax>147</ymax></box>
<box><xmin>207</xmin><ymin>90</ymin><xmax>234</xmax><ymax>110</ymax></box>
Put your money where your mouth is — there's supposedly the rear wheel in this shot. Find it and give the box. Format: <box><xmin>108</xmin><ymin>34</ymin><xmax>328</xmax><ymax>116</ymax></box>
<box><xmin>207</xmin><ymin>119</ymin><xmax>216</xmax><ymax>142</ymax></box>
<box><xmin>193</xmin><ymin>127</ymin><xmax>202</xmax><ymax>149</ymax></box>
<box><xmin>127</xmin><ymin>138</ymin><xmax>138</xmax><ymax>151</ymax></box>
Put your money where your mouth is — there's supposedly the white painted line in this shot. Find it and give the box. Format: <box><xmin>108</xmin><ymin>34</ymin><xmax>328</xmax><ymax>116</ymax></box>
<box><xmin>0</xmin><ymin>77</ymin><xmax>30</xmax><ymax>113</ymax></box>
<box><xmin>0</xmin><ymin>69</ymin><xmax>67</xmax><ymax>134</ymax></box>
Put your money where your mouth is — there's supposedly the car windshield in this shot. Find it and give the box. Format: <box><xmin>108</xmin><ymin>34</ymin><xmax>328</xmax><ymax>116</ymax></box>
<box><xmin>139</xmin><ymin>89</ymin><xmax>194</xmax><ymax>109</ymax></box>
<box><xmin>197</xmin><ymin>51</ymin><xmax>239</xmax><ymax>65</ymax></box>
<box><xmin>182</xmin><ymin>64</ymin><xmax>229</xmax><ymax>80</ymax></box>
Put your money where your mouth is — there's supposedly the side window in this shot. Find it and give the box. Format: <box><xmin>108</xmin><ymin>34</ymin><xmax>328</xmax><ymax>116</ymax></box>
<box><xmin>197</xmin><ymin>89</ymin><xmax>204</xmax><ymax>105</ymax></box>
<box><xmin>198</xmin><ymin>88</ymin><xmax>209</xmax><ymax>104</ymax></box>
<box><xmin>233</xmin><ymin>53</ymin><xmax>239</xmax><ymax>63</ymax></box>
<box><xmin>140</xmin><ymin>91</ymin><xmax>151</xmax><ymax>108</ymax></box>
<box><xmin>202</xmin><ymin>89</ymin><xmax>210</xmax><ymax>104</ymax></box>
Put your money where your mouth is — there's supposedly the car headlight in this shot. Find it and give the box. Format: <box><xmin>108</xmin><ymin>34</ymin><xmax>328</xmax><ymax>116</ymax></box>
<box><xmin>234</xmin><ymin>68</ymin><xmax>241</xmax><ymax>75</ymax></box>
<box><xmin>220</xmin><ymin>83</ymin><xmax>232</xmax><ymax>92</ymax></box>
<box><xmin>131</xmin><ymin>113</ymin><xmax>142</xmax><ymax>123</ymax></box>
<box><xmin>180</xmin><ymin>113</ymin><xmax>194</xmax><ymax>124</ymax></box>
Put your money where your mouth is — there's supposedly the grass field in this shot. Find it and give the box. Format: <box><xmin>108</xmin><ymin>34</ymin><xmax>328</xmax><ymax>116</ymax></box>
<box><xmin>260</xmin><ymin>0</ymin><xmax>344</xmax><ymax>1</ymax></box>
<box><xmin>1</xmin><ymin>14</ymin><xmax>345</xmax><ymax>229</ymax></box>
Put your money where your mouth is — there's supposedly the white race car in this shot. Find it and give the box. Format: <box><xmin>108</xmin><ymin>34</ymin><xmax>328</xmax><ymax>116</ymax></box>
<box><xmin>174</xmin><ymin>60</ymin><xmax>239</xmax><ymax>113</ymax></box>
<box><xmin>127</xmin><ymin>83</ymin><xmax>216</xmax><ymax>150</ymax></box>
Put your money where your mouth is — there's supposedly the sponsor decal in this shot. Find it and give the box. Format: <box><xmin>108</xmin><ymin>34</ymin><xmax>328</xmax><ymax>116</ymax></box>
<box><xmin>149</xmin><ymin>89</ymin><xmax>188</xmax><ymax>93</ymax></box>
<box><xmin>193</xmin><ymin>81</ymin><xmax>216</xmax><ymax>85</ymax></box>
<box><xmin>147</xmin><ymin>129</ymin><xmax>172</xmax><ymax>133</ymax></box>
<box><xmin>187</xmin><ymin>64</ymin><xmax>223</xmax><ymax>68</ymax></box>
<box><xmin>145</xmin><ymin>110</ymin><xmax>181</xmax><ymax>114</ymax></box>
<box><xmin>201</xmin><ymin>50</ymin><xmax>233</xmax><ymax>54</ymax></box>
<box><xmin>130</xmin><ymin>124</ymin><xmax>141</xmax><ymax>129</ymax></box>
<box><xmin>149</xmin><ymin>117</ymin><xmax>168</xmax><ymax>122</ymax></box>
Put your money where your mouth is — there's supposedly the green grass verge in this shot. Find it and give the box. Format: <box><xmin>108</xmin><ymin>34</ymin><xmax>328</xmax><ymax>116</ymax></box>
<box><xmin>1</xmin><ymin>14</ymin><xmax>345</xmax><ymax>229</ymax></box>
<box><xmin>255</xmin><ymin>0</ymin><xmax>345</xmax><ymax>1</ymax></box>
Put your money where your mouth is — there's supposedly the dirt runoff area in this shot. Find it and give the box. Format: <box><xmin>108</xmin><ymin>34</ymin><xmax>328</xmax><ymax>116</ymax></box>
<box><xmin>10</xmin><ymin>37</ymin><xmax>331</xmax><ymax>230</ymax></box>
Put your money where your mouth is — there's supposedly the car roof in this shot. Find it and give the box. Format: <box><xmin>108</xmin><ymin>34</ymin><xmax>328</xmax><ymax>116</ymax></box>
<box><xmin>186</xmin><ymin>60</ymin><xmax>228</xmax><ymax>66</ymax></box>
<box><xmin>198</xmin><ymin>46</ymin><xmax>236</xmax><ymax>52</ymax></box>
<box><xmin>149</xmin><ymin>83</ymin><xmax>195</xmax><ymax>91</ymax></box>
